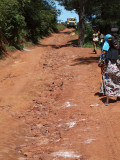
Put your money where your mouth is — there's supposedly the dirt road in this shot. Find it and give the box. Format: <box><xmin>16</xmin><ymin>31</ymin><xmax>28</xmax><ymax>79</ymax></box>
<box><xmin>0</xmin><ymin>28</ymin><xmax>120</xmax><ymax>160</ymax></box>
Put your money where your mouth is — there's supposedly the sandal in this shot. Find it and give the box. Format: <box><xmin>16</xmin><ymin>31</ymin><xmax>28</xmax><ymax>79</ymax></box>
<box><xmin>105</xmin><ymin>102</ymin><xmax>108</xmax><ymax>106</ymax></box>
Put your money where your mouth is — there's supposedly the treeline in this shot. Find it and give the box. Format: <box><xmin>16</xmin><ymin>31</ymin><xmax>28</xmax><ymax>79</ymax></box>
<box><xmin>84</xmin><ymin>0</ymin><xmax>120</xmax><ymax>44</ymax></box>
<box><xmin>86</xmin><ymin>0</ymin><xmax>120</xmax><ymax>34</ymax></box>
<box><xmin>55</xmin><ymin>0</ymin><xmax>120</xmax><ymax>46</ymax></box>
<box><xmin>0</xmin><ymin>0</ymin><xmax>58</xmax><ymax>53</ymax></box>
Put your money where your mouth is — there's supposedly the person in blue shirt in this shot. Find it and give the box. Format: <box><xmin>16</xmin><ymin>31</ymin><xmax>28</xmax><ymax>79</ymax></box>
<box><xmin>99</xmin><ymin>34</ymin><xmax>113</xmax><ymax>94</ymax></box>
<box><xmin>102</xmin><ymin>34</ymin><xmax>113</xmax><ymax>52</ymax></box>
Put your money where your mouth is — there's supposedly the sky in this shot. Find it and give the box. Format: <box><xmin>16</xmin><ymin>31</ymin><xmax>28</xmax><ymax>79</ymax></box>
<box><xmin>55</xmin><ymin>1</ymin><xmax>79</xmax><ymax>23</ymax></box>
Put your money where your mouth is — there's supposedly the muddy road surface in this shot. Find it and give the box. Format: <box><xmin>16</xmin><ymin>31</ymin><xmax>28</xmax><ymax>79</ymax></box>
<box><xmin>0</xmin><ymin>28</ymin><xmax>120</xmax><ymax>160</ymax></box>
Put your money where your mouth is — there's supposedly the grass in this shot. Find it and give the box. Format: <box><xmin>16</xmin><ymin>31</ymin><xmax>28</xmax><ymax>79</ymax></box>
<box><xmin>57</xmin><ymin>24</ymin><xmax>66</xmax><ymax>31</ymax></box>
<box><xmin>4</xmin><ymin>44</ymin><xmax>16</xmax><ymax>51</ymax></box>
<box><xmin>0</xmin><ymin>53</ymin><xmax>4</xmax><ymax>59</ymax></box>
<box><xmin>83</xmin><ymin>41</ymin><xmax>93</xmax><ymax>48</ymax></box>
<box><xmin>83</xmin><ymin>41</ymin><xmax>101</xmax><ymax>50</ymax></box>
<box><xmin>23</xmin><ymin>41</ymin><xmax>34</xmax><ymax>48</ymax></box>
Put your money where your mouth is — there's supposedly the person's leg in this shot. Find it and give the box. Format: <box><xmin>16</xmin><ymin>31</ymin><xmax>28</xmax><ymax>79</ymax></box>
<box><xmin>116</xmin><ymin>96</ymin><xmax>120</xmax><ymax>102</ymax></box>
<box><xmin>100</xmin><ymin>73</ymin><xmax>104</xmax><ymax>94</ymax></box>
<box><xmin>94</xmin><ymin>42</ymin><xmax>97</xmax><ymax>53</ymax></box>
<box><xmin>95</xmin><ymin>42</ymin><xmax>97</xmax><ymax>50</ymax></box>
<box><xmin>93</xmin><ymin>41</ymin><xmax>95</xmax><ymax>51</ymax></box>
<box><xmin>105</xmin><ymin>96</ymin><xmax>109</xmax><ymax>106</ymax></box>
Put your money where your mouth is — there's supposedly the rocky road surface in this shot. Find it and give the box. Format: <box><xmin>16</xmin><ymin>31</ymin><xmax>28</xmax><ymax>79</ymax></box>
<box><xmin>0</xmin><ymin>28</ymin><xmax>120</xmax><ymax>160</ymax></box>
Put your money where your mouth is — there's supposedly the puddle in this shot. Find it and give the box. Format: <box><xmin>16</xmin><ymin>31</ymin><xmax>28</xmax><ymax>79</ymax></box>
<box><xmin>51</xmin><ymin>151</ymin><xmax>82</xmax><ymax>158</ymax></box>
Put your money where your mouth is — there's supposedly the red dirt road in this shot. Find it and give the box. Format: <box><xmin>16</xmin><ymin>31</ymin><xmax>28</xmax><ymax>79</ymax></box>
<box><xmin>0</xmin><ymin>29</ymin><xmax>120</xmax><ymax>160</ymax></box>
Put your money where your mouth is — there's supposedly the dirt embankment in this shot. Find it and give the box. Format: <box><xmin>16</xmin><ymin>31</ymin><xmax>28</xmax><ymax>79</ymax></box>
<box><xmin>0</xmin><ymin>28</ymin><xmax>120</xmax><ymax>160</ymax></box>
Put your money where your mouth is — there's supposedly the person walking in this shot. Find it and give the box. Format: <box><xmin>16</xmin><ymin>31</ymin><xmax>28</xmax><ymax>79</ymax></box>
<box><xmin>102</xmin><ymin>34</ymin><xmax>113</xmax><ymax>52</ymax></box>
<box><xmin>104</xmin><ymin>40</ymin><xmax>120</xmax><ymax>105</ymax></box>
<box><xmin>92</xmin><ymin>26</ymin><xmax>100</xmax><ymax>54</ymax></box>
<box><xmin>100</xmin><ymin>33</ymin><xmax>104</xmax><ymax>50</ymax></box>
<box><xmin>98</xmin><ymin>34</ymin><xmax>112</xmax><ymax>94</ymax></box>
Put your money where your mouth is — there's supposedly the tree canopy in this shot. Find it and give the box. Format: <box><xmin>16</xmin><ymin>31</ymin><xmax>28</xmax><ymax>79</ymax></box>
<box><xmin>0</xmin><ymin>0</ymin><xmax>120</xmax><ymax>52</ymax></box>
<box><xmin>0</xmin><ymin>0</ymin><xmax>58</xmax><ymax>52</ymax></box>
<box><xmin>86</xmin><ymin>0</ymin><xmax>120</xmax><ymax>33</ymax></box>
<box><xmin>55</xmin><ymin>0</ymin><xmax>120</xmax><ymax>46</ymax></box>
<box><xmin>55</xmin><ymin>0</ymin><xmax>88</xmax><ymax>46</ymax></box>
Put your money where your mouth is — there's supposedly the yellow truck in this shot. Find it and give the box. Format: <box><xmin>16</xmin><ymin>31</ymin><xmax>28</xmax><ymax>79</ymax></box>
<box><xmin>67</xmin><ymin>17</ymin><xmax>77</xmax><ymax>28</ymax></box>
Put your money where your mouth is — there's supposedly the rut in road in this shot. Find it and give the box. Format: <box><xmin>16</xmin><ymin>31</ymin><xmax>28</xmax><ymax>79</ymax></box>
<box><xmin>0</xmin><ymin>28</ymin><xmax>120</xmax><ymax>160</ymax></box>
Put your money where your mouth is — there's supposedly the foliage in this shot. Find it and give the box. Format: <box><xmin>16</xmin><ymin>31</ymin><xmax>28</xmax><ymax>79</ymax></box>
<box><xmin>84</xmin><ymin>23</ymin><xmax>93</xmax><ymax>42</ymax></box>
<box><xmin>83</xmin><ymin>42</ymin><xmax>93</xmax><ymax>48</ymax></box>
<box><xmin>1</xmin><ymin>0</ymin><xmax>120</xmax><ymax>54</ymax></box>
<box><xmin>0</xmin><ymin>0</ymin><xmax>26</xmax><ymax>49</ymax></box>
<box><xmin>4</xmin><ymin>44</ymin><xmax>16</xmax><ymax>51</ymax></box>
<box><xmin>55</xmin><ymin>0</ymin><xmax>89</xmax><ymax>46</ymax></box>
<box><xmin>22</xmin><ymin>0</ymin><xmax>58</xmax><ymax>43</ymax></box>
<box><xmin>0</xmin><ymin>0</ymin><xmax>58</xmax><ymax>54</ymax></box>
<box><xmin>55</xmin><ymin>0</ymin><xmax>120</xmax><ymax>46</ymax></box>
<box><xmin>57</xmin><ymin>23</ymin><xmax>66</xmax><ymax>31</ymax></box>
<box><xmin>86</xmin><ymin>0</ymin><xmax>120</xmax><ymax>34</ymax></box>
<box><xmin>75</xmin><ymin>22</ymin><xmax>94</xmax><ymax>47</ymax></box>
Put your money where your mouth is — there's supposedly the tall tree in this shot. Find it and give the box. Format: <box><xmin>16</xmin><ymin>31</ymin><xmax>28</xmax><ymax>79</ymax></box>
<box><xmin>55</xmin><ymin>0</ymin><xmax>88</xmax><ymax>46</ymax></box>
<box><xmin>55</xmin><ymin>0</ymin><xmax>120</xmax><ymax>46</ymax></box>
<box><xmin>0</xmin><ymin>0</ymin><xmax>58</xmax><ymax>52</ymax></box>
<box><xmin>86</xmin><ymin>0</ymin><xmax>120</xmax><ymax>34</ymax></box>
<box><xmin>0</xmin><ymin>0</ymin><xmax>26</xmax><ymax>49</ymax></box>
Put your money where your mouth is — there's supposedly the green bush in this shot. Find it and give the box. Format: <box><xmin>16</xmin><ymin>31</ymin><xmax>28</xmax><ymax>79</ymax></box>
<box><xmin>57</xmin><ymin>24</ymin><xmax>66</xmax><ymax>31</ymax></box>
<box><xmin>0</xmin><ymin>0</ymin><xmax>58</xmax><ymax>54</ymax></box>
<box><xmin>84</xmin><ymin>23</ymin><xmax>93</xmax><ymax>43</ymax></box>
<box><xmin>23</xmin><ymin>0</ymin><xmax>58</xmax><ymax>43</ymax></box>
<box><xmin>83</xmin><ymin>42</ymin><xmax>93</xmax><ymax>48</ymax></box>
<box><xmin>0</xmin><ymin>0</ymin><xmax>26</xmax><ymax>47</ymax></box>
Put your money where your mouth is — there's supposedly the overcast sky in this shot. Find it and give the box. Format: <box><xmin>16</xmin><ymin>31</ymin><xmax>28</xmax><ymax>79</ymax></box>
<box><xmin>55</xmin><ymin>1</ymin><xmax>79</xmax><ymax>22</ymax></box>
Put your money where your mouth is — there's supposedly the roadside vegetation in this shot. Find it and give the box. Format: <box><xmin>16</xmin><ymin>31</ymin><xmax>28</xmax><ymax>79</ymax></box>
<box><xmin>75</xmin><ymin>22</ymin><xmax>95</xmax><ymax>48</ymax></box>
<box><xmin>83</xmin><ymin>23</ymin><xmax>97</xmax><ymax>48</ymax></box>
<box><xmin>0</xmin><ymin>0</ymin><xmax>59</xmax><ymax>57</ymax></box>
<box><xmin>56</xmin><ymin>0</ymin><xmax>120</xmax><ymax>46</ymax></box>
<box><xmin>57</xmin><ymin>23</ymin><xmax>66</xmax><ymax>31</ymax></box>
<box><xmin>1</xmin><ymin>0</ymin><xmax>120</xmax><ymax>57</ymax></box>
